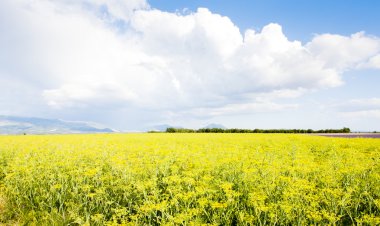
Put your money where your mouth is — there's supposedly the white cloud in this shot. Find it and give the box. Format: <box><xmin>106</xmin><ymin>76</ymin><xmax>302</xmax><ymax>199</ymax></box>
<box><xmin>340</xmin><ymin>110</ymin><xmax>380</xmax><ymax>119</ymax></box>
<box><xmin>328</xmin><ymin>98</ymin><xmax>380</xmax><ymax>122</ymax></box>
<box><xmin>179</xmin><ymin>102</ymin><xmax>299</xmax><ymax>118</ymax></box>
<box><xmin>133</xmin><ymin>8</ymin><xmax>243</xmax><ymax>58</ymax></box>
<box><xmin>359</xmin><ymin>54</ymin><xmax>380</xmax><ymax>69</ymax></box>
<box><xmin>334</xmin><ymin>98</ymin><xmax>380</xmax><ymax>112</ymax></box>
<box><xmin>307</xmin><ymin>32</ymin><xmax>380</xmax><ymax>71</ymax></box>
<box><xmin>90</xmin><ymin>0</ymin><xmax>149</xmax><ymax>21</ymax></box>
<box><xmin>1</xmin><ymin>0</ymin><xmax>380</xmax><ymax>128</ymax></box>
<box><xmin>252</xmin><ymin>88</ymin><xmax>307</xmax><ymax>102</ymax></box>
<box><xmin>48</xmin><ymin>0</ymin><xmax>149</xmax><ymax>22</ymax></box>
<box><xmin>43</xmin><ymin>83</ymin><xmax>138</xmax><ymax>109</ymax></box>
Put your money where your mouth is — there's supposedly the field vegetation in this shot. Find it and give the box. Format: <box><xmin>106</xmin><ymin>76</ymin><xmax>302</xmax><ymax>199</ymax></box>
<box><xmin>164</xmin><ymin>127</ymin><xmax>351</xmax><ymax>134</ymax></box>
<box><xmin>0</xmin><ymin>134</ymin><xmax>379</xmax><ymax>225</ymax></box>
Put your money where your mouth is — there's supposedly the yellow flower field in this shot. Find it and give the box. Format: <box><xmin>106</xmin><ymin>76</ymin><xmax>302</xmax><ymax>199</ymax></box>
<box><xmin>0</xmin><ymin>134</ymin><xmax>379</xmax><ymax>225</ymax></box>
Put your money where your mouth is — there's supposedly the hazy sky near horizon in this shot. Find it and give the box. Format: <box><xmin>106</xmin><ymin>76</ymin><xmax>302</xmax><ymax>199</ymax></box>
<box><xmin>1</xmin><ymin>0</ymin><xmax>380</xmax><ymax>131</ymax></box>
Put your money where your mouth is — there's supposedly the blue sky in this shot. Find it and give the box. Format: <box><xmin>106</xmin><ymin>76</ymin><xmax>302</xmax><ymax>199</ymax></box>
<box><xmin>0</xmin><ymin>0</ymin><xmax>380</xmax><ymax>131</ymax></box>
<box><xmin>150</xmin><ymin>0</ymin><xmax>380</xmax><ymax>40</ymax></box>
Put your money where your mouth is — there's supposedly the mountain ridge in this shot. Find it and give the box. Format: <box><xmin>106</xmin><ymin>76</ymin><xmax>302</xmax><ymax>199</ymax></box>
<box><xmin>0</xmin><ymin>115</ymin><xmax>116</xmax><ymax>134</ymax></box>
<box><xmin>202</xmin><ymin>123</ymin><xmax>226</xmax><ymax>129</ymax></box>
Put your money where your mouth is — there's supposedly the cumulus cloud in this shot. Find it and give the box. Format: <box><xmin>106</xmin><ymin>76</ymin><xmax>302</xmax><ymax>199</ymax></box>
<box><xmin>359</xmin><ymin>54</ymin><xmax>380</xmax><ymax>69</ymax></box>
<box><xmin>1</xmin><ymin>0</ymin><xmax>380</xmax><ymax>128</ymax></box>
<box><xmin>307</xmin><ymin>32</ymin><xmax>380</xmax><ymax>71</ymax></box>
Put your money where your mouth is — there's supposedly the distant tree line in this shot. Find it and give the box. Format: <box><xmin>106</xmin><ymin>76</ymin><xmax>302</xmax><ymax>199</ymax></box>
<box><xmin>165</xmin><ymin>127</ymin><xmax>351</xmax><ymax>133</ymax></box>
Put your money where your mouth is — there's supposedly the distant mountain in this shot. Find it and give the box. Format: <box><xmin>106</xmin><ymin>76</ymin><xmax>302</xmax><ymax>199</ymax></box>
<box><xmin>146</xmin><ymin>123</ymin><xmax>226</xmax><ymax>132</ymax></box>
<box><xmin>203</xmin><ymin>123</ymin><xmax>226</xmax><ymax>129</ymax></box>
<box><xmin>147</xmin><ymin>124</ymin><xmax>172</xmax><ymax>132</ymax></box>
<box><xmin>146</xmin><ymin>124</ymin><xmax>184</xmax><ymax>132</ymax></box>
<box><xmin>0</xmin><ymin>116</ymin><xmax>116</xmax><ymax>134</ymax></box>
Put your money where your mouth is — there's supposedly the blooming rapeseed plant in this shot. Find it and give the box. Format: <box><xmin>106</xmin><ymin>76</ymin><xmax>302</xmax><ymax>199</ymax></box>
<box><xmin>0</xmin><ymin>133</ymin><xmax>379</xmax><ymax>225</ymax></box>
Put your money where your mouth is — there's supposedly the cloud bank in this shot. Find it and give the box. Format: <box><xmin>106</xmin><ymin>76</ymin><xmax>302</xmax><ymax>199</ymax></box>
<box><xmin>334</xmin><ymin>98</ymin><xmax>380</xmax><ymax>118</ymax></box>
<box><xmin>1</xmin><ymin>0</ymin><xmax>380</xmax><ymax>129</ymax></box>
